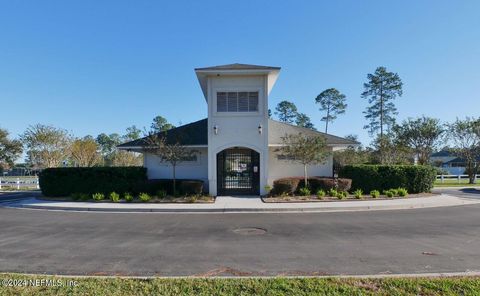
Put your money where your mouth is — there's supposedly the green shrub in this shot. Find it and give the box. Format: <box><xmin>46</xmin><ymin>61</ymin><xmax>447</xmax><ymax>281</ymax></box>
<box><xmin>370</xmin><ymin>190</ymin><xmax>380</xmax><ymax>198</ymax></box>
<box><xmin>139</xmin><ymin>192</ymin><xmax>151</xmax><ymax>202</ymax></box>
<box><xmin>339</xmin><ymin>165</ymin><xmax>436</xmax><ymax>193</ymax></box>
<box><xmin>397</xmin><ymin>188</ymin><xmax>408</xmax><ymax>197</ymax></box>
<box><xmin>92</xmin><ymin>193</ymin><xmax>105</xmax><ymax>201</ymax></box>
<box><xmin>336</xmin><ymin>191</ymin><xmax>347</xmax><ymax>200</ymax></box>
<box><xmin>389</xmin><ymin>188</ymin><xmax>399</xmax><ymax>196</ymax></box>
<box><xmin>71</xmin><ymin>193</ymin><xmax>82</xmax><ymax>201</ymax></box>
<box><xmin>39</xmin><ymin>167</ymin><xmax>147</xmax><ymax>197</ymax></box>
<box><xmin>264</xmin><ymin>185</ymin><xmax>272</xmax><ymax>194</ymax></box>
<box><xmin>316</xmin><ymin>189</ymin><xmax>326</xmax><ymax>199</ymax></box>
<box><xmin>109</xmin><ymin>192</ymin><xmax>120</xmax><ymax>203</ymax></box>
<box><xmin>298</xmin><ymin>187</ymin><xmax>311</xmax><ymax>196</ymax></box>
<box><xmin>299</xmin><ymin>177</ymin><xmax>352</xmax><ymax>192</ymax></box>
<box><xmin>271</xmin><ymin>177</ymin><xmax>353</xmax><ymax>196</ymax></box>
<box><xmin>385</xmin><ymin>190</ymin><xmax>394</xmax><ymax>198</ymax></box>
<box><xmin>137</xmin><ymin>179</ymin><xmax>204</xmax><ymax>196</ymax></box>
<box><xmin>272</xmin><ymin>178</ymin><xmax>301</xmax><ymax>196</ymax></box>
<box><xmin>186</xmin><ymin>196</ymin><xmax>197</xmax><ymax>203</ymax></box>
<box><xmin>124</xmin><ymin>192</ymin><xmax>134</xmax><ymax>203</ymax></box>
<box><xmin>180</xmin><ymin>180</ymin><xmax>204</xmax><ymax>195</ymax></box>
<box><xmin>79</xmin><ymin>193</ymin><xmax>90</xmax><ymax>201</ymax></box>
<box><xmin>156</xmin><ymin>190</ymin><xmax>167</xmax><ymax>199</ymax></box>
<box><xmin>354</xmin><ymin>189</ymin><xmax>363</xmax><ymax>199</ymax></box>
<box><xmin>328</xmin><ymin>188</ymin><xmax>338</xmax><ymax>197</ymax></box>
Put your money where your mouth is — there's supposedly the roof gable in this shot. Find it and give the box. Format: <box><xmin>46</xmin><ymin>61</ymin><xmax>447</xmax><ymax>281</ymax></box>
<box><xmin>195</xmin><ymin>63</ymin><xmax>281</xmax><ymax>71</ymax></box>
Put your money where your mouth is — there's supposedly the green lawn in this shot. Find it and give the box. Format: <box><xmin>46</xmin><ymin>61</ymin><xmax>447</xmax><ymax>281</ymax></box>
<box><xmin>1</xmin><ymin>274</ymin><xmax>480</xmax><ymax>295</ymax></box>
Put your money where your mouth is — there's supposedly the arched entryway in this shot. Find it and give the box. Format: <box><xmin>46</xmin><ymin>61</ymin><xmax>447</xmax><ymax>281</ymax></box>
<box><xmin>217</xmin><ymin>147</ymin><xmax>260</xmax><ymax>195</ymax></box>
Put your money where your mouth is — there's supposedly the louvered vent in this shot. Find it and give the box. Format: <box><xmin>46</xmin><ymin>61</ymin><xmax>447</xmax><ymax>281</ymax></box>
<box><xmin>217</xmin><ymin>91</ymin><xmax>259</xmax><ymax>112</ymax></box>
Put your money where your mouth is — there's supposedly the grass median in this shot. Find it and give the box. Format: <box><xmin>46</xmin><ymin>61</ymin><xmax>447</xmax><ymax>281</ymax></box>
<box><xmin>1</xmin><ymin>273</ymin><xmax>480</xmax><ymax>295</ymax></box>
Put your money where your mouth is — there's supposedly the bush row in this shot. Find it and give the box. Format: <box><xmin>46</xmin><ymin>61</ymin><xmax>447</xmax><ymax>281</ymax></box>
<box><xmin>39</xmin><ymin>167</ymin><xmax>148</xmax><ymax>197</ymax></box>
<box><xmin>339</xmin><ymin>165</ymin><xmax>436</xmax><ymax>193</ymax></box>
<box><xmin>39</xmin><ymin>167</ymin><xmax>204</xmax><ymax>197</ymax></box>
<box><xmin>271</xmin><ymin>176</ymin><xmax>352</xmax><ymax>196</ymax></box>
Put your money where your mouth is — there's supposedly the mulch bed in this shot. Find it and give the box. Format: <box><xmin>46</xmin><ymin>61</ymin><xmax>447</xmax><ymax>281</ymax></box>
<box><xmin>262</xmin><ymin>192</ymin><xmax>438</xmax><ymax>203</ymax></box>
<box><xmin>38</xmin><ymin>196</ymin><xmax>215</xmax><ymax>204</ymax></box>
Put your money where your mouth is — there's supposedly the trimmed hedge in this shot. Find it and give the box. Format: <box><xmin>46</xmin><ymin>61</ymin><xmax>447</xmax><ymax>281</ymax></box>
<box><xmin>271</xmin><ymin>176</ymin><xmax>352</xmax><ymax>196</ymax></box>
<box><xmin>339</xmin><ymin>165</ymin><xmax>436</xmax><ymax>193</ymax></box>
<box><xmin>271</xmin><ymin>178</ymin><xmax>301</xmax><ymax>195</ymax></box>
<box><xmin>141</xmin><ymin>179</ymin><xmax>205</xmax><ymax>195</ymax></box>
<box><xmin>39</xmin><ymin>167</ymin><xmax>147</xmax><ymax>197</ymax></box>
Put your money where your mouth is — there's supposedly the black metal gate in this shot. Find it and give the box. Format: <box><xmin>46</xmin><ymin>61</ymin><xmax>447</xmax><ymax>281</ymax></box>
<box><xmin>217</xmin><ymin>148</ymin><xmax>260</xmax><ymax>195</ymax></box>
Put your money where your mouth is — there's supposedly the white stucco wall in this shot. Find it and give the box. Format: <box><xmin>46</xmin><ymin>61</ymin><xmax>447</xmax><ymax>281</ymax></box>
<box><xmin>267</xmin><ymin>147</ymin><xmax>334</xmax><ymax>185</ymax></box>
<box><xmin>207</xmin><ymin>75</ymin><xmax>270</xmax><ymax>195</ymax></box>
<box><xmin>144</xmin><ymin>148</ymin><xmax>209</xmax><ymax>190</ymax></box>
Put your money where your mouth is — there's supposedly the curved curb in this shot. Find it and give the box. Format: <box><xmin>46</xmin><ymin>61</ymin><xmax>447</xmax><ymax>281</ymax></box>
<box><xmin>3</xmin><ymin>197</ymin><xmax>479</xmax><ymax>214</ymax></box>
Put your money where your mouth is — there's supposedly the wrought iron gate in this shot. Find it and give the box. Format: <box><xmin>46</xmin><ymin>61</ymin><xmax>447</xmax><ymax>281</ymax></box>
<box><xmin>217</xmin><ymin>148</ymin><xmax>260</xmax><ymax>195</ymax></box>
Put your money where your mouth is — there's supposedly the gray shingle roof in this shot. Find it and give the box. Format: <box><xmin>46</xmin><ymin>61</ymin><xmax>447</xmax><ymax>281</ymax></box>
<box><xmin>268</xmin><ymin>119</ymin><xmax>359</xmax><ymax>146</ymax></box>
<box><xmin>118</xmin><ymin>118</ymin><xmax>358</xmax><ymax>148</ymax></box>
<box><xmin>195</xmin><ymin>63</ymin><xmax>281</xmax><ymax>71</ymax></box>
<box><xmin>117</xmin><ymin>118</ymin><xmax>208</xmax><ymax>148</ymax></box>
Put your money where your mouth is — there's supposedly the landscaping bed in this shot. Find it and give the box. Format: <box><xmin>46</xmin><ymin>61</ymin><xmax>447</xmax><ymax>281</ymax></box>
<box><xmin>263</xmin><ymin>192</ymin><xmax>437</xmax><ymax>203</ymax></box>
<box><xmin>39</xmin><ymin>194</ymin><xmax>214</xmax><ymax>204</ymax></box>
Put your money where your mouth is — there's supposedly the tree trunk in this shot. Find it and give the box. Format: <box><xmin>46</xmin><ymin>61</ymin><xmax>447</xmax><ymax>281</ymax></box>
<box><xmin>468</xmin><ymin>161</ymin><xmax>478</xmax><ymax>184</ymax></box>
<box><xmin>173</xmin><ymin>164</ymin><xmax>177</xmax><ymax>196</ymax></box>
<box><xmin>325</xmin><ymin>105</ymin><xmax>330</xmax><ymax>134</ymax></box>
<box><xmin>304</xmin><ymin>164</ymin><xmax>308</xmax><ymax>188</ymax></box>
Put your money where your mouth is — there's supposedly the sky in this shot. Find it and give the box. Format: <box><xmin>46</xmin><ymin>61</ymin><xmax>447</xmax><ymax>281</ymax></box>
<box><xmin>1</xmin><ymin>0</ymin><xmax>479</xmax><ymax>149</ymax></box>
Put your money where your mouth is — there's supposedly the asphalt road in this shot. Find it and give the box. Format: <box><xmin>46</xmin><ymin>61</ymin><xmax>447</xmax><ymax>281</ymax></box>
<box><xmin>1</xmin><ymin>189</ymin><xmax>480</xmax><ymax>276</ymax></box>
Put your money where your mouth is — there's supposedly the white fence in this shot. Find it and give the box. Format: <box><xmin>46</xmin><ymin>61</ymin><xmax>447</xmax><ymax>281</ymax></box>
<box><xmin>436</xmin><ymin>174</ymin><xmax>479</xmax><ymax>183</ymax></box>
<box><xmin>0</xmin><ymin>177</ymin><xmax>40</xmax><ymax>190</ymax></box>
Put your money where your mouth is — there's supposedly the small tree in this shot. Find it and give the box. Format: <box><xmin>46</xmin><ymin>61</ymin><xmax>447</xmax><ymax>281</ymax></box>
<box><xmin>393</xmin><ymin>116</ymin><xmax>444</xmax><ymax>165</ymax></box>
<box><xmin>111</xmin><ymin>150</ymin><xmax>143</xmax><ymax>167</ymax></box>
<box><xmin>362</xmin><ymin>66</ymin><xmax>403</xmax><ymax>137</ymax></box>
<box><xmin>275</xmin><ymin>100</ymin><xmax>298</xmax><ymax>124</ymax></box>
<box><xmin>70</xmin><ymin>137</ymin><xmax>102</xmax><ymax>167</ymax></box>
<box><xmin>448</xmin><ymin>118</ymin><xmax>480</xmax><ymax>184</ymax></box>
<box><xmin>96</xmin><ymin>133</ymin><xmax>122</xmax><ymax>165</ymax></box>
<box><xmin>20</xmin><ymin>124</ymin><xmax>72</xmax><ymax>169</ymax></box>
<box><xmin>0</xmin><ymin>128</ymin><xmax>23</xmax><ymax>171</ymax></box>
<box><xmin>333</xmin><ymin>135</ymin><xmax>370</xmax><ymax>167</ymax></box>
<box><xmin>295</xmin><ymin>113</ymin><xmax>315</xmax><ymax>130</ymax></box>
<box><xmin>279</xmin><ymin>133</ymin><xmax>330</xmax><ymax>188</ymax></box>
<box><xmin>151</xmin><ymin>116</ymin><xmax>175</xmax><ymax>133</ymax></box>
<box><xmin>315</xmin><ymin>88</ymin><xmax>347</xmax><ymax>133</ymax></box>
<box><xmin>143</xmin><ymin>133</ymin><xmax>197</xmax><ymax>195</ymax></box>
<box><xmin>371</xmin><ymin>133</ymin><xmax>412</xmax><ymax>165</ymax></box>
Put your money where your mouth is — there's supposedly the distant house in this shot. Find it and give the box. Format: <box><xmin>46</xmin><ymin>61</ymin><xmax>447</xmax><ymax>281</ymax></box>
<box><xmin>430</xmin><ymin>150</ymin><xmax>479</xmax><ymax>175</ymax></box>
<box><xmin>118</xmin><ymin>64</ymin><xmax>357</xmax><ymax>196</ymax></box>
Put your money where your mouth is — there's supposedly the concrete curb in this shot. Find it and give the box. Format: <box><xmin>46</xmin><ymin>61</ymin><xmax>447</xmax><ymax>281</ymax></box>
<box><xmin>4</xmin><ymin>196</ymin><xmax>478</xmax><ymax>214</ymax></box>
<box><xmin>3</xmin><ymin>270</ymin><xmax>480</xmax><ymax>279</ymax></box>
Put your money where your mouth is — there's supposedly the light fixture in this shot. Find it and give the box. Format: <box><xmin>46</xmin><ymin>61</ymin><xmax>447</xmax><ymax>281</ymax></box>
<box><xmin>258</xmin><ymin>124</ymin><xmax>262</xmax><ymax>134</ymax></box>
<box><xmin>213</xmin><ymin>125</ymin><xmax>218</xmax><ymax>135</ymax></box>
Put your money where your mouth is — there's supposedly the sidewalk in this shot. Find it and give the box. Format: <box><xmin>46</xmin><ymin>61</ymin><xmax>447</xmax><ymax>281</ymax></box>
<box><xmin>3</xmin><ymin>194</ymin><xmax>480</xmax><ymax>213</ymax></box>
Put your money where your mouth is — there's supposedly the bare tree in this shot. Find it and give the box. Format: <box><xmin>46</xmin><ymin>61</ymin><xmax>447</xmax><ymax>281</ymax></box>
<box><xmin>70</xmin><ymin>137</ymin><xmax>102</xmax><ymax>167</ymax></box>
<box><xmin>279</xmin><ymin>133</ymin><xmax>330</xmax><ymax>188</ymax></box>
<box><xmin>142</xmin><ymin>133</ymin><xmax>197</xmax><ymax>194</ymax></box>
<box><xmin>20</xmin><ymin>124</ymin><xmax>72</xmax><ymax>169</ymax></box>
<box><xmin>111</xmin><ymin>150</ymin><xmax>143</xmax><ymax>167</ymax></box>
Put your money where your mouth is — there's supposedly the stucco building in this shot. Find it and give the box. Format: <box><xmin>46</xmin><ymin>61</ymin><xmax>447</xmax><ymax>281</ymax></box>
<box><xmin>119</xmin><ymin>64</ymin><xmax>356</xmax><ymax>196</ymax></box>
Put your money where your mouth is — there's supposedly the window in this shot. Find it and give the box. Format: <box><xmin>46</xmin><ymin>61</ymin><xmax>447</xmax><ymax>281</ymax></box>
<box><xmin>217</xmin><ymin>91</ymin><xmax>258</xmax><ymax>112</ymax></box>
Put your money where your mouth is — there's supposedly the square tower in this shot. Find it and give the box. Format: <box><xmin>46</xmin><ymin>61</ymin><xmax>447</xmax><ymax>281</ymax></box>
<box><xmin>195</xmin><ymin>64</ymin><xmax>280</xmax><ymax>195</ymax></box>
